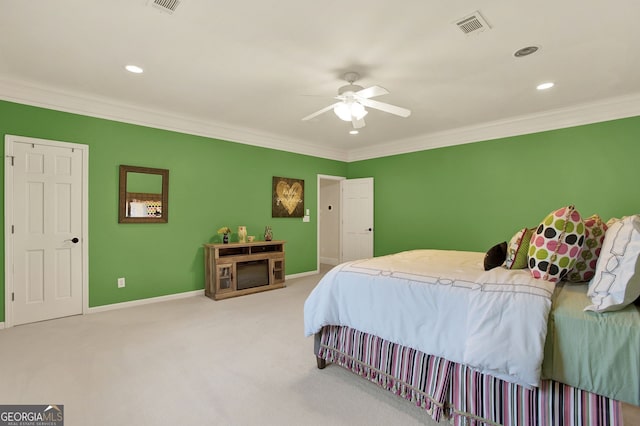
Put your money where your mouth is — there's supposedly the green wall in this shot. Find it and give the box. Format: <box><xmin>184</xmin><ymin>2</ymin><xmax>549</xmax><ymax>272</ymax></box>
<box><xmin>0</xmin><ymin>100</ymin><xmax>347</xmax><ymax>320</ymax></box>
<box><xmin>2</xmin><ymin>98</ymin><xmax>640</xmax><ymax>323</ymax></box>
<box><xmin>348</xmin><ymin>116</ymin><xmax>640</xmax><ymax>256</ymax></box>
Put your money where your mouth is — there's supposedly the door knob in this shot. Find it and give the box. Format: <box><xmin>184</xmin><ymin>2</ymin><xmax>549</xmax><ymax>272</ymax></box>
<box><xmin>65</xmin><ymin>237</ymin><xmax>80</xmax><ymax>243</ymax></box>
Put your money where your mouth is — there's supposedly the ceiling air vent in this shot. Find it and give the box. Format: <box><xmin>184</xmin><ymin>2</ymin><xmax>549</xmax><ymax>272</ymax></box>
<box><xmin>148</xmin><ymin>0</ymin><xmax>181</xmax><ymax>14</ymax></box>
<box><xmin>455</xmin><ymin>11</ymin><xmax>491</xmax><ymax>35</ymax></box>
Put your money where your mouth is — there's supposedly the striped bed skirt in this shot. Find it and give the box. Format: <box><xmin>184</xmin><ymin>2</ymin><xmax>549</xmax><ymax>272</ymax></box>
<box><xmin>317</xmin><ymin>325</ymin><xmax>621</xmax><ymax>425</ymax></box>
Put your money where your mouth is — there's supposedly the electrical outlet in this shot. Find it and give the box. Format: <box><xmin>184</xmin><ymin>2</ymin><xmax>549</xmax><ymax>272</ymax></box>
<box><xmin>117</xmin><ymin>277</ymin><xmax>126</xmax><ymax>288</ymax></box>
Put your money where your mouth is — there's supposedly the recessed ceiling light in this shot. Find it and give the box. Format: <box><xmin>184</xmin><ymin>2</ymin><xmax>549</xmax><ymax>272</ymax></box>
<box><xmin>349</xmin><ymin>130</ymin><xmax>359</xmax><ymax>135</ymax></box>
<box><xmin>514</xmin><ymin>46</ymin><xmax>539</xmax><ymax>58</ymax></box>
<box><xmin>125</xmin><ymin>65</ymin><xmax>144</xmax><ymax>74</ymax></box>
<box><xmin>536</xmin><ymin>82</ymin><xmax>554</xmax><ymax>90</ymax></box>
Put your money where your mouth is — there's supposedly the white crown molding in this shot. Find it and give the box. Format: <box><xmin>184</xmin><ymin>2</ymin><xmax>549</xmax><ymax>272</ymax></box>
<box><xmin>2</xmin><ymin>77</ymin><xmax>639</xmax><ymax>163</ymax></box>
<box><xmin>347</xmin><ymin>92</ymin><xmax>640</xmax><ymax>162</ymax></box>
<box><xmin>0</xmin><ymin>77</ymin><xmax>349</xmax><ymax>161</ymax></box>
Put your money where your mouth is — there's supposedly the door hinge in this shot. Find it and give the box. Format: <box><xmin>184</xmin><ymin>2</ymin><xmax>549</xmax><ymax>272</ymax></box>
<box><xmin>12</xmin><ymin>292</ymin><xmax>15</xmax><ymax>302</ymax></box>
<box><xmin>11</xmin><ymin>225</ymin><xmax>14</xmax><ymax>234</ymax></box>
<box><xmin>6</xmin><ymin>155</ymin><xmax>14</xmax><ymax>166</ymax></box>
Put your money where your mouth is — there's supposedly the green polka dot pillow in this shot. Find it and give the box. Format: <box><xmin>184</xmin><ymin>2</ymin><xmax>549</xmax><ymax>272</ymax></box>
<box><xmin>528</xmin><ymin>205</ymin><xmax>585</xmax><ymax>282</ymax></box>
<box><xmin>566</xmin><ymin>214</ymin><xmax>608</xmax><ymax>283</ymax></box>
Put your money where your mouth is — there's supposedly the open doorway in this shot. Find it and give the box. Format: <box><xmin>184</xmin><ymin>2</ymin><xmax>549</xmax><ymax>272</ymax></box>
<box><xmin>317</xmin><ymin>174</ymin><xmax>375</xmax><ymax>273</ymax></box>
<box><xmin>317</xmin><ymin>175</ymin><xmax>344</xmax><ymax>272</ymax></box>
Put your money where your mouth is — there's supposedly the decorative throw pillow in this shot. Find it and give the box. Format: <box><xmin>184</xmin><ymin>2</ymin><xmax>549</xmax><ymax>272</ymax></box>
<box><xmin>484</xmin><ymin>241</ymin><xmax>507</xmax><ymax>271</ymax></box>
<box><xmin>505</xmin><ymin>228</ymin><xmax>534</xmax><ymax>269</ymax></box>
<box><xmin>528</xmin><ymin>205</ymin><xmax>585</xmax><ymax>282</ymax></box>
<box><xmin>567</xmin><ymin>214</ymin><xmax>608</xmax><ymax>282</ymax></box>
<box><xmin>585</xmin><ymin>215</ymin><xmax>640</xmax><ymax>313</ymax></box>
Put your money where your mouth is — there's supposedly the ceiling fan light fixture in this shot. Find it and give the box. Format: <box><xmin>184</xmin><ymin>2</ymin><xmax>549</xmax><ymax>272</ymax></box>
<box><xmin>333</xmin><ymin>103</ymin><xmax>352</xmax><ymax>121</ymax></box>
<box><xmin>334</xmin><ymin>101</ymin><xmax>368</xmax><ymax>121</ymax></box>
<box><xmin>350</xmin><ymin>102</ymin><xmax>367</xmax><ymax>120</ymax></box>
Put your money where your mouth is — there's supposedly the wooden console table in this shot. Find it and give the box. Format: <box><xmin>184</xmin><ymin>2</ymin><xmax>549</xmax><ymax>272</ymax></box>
<box><xmin>203</xmin><ymin>240</ymin><xmax>285</xmax><ymax>300</ymax></box>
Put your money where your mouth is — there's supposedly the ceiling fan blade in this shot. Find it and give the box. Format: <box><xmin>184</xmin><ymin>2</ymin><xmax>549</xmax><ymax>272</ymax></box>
<box><xmin>358</xmin><ymin>98</ymin><xmax>411</xmax><ymax>118</ymax></box>
<box><xmin>355</xmin><ymin>85</ymin><xmax>389</xmax><ymax>99</ymax></box>
<box><xmin>352</xmin><ymin>115</ymin><xmax>366</xmax><ymax>129</ymax></box>
<box><xmin>302</xmin><ymin>102</ymin><xmax>341</xmax><ymax>121</ymax></box>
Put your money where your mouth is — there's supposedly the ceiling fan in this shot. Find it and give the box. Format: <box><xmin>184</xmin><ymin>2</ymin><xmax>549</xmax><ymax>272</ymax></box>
<box><xmin>302</xmin><ymin>72</ymin><xmax>411</xmax><ymax>129</ymax></box>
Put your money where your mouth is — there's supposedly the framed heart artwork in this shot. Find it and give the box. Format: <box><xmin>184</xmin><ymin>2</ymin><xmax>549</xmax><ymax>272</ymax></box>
<box><xmin>272</xmin><ymin>176</ymin><xmax>304</xmax><ymax>217</ymax></box>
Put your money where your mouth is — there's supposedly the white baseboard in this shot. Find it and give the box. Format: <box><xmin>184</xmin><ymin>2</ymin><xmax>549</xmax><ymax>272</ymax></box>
<box><xmin>285</xmin><ymin>270</ymin><xmax>318</xmax><ymax>280</ymax></box>
<box><xmin>5</xmin><ymin>271</ymin><xmax>319</xmax><ymax>324</ymax></box>
<box><xmin>88</xmin><ymin>289</ymin><xmax>204</xmax><ymax>314</ymax></box>
<box><xmin>0</xmin><ymin>322</ymin><xmax>4</xmax><ymax>329</ymax></box>
<box><xmin>320</xmin><ymin>257</ymin><xmax>339</xmax><ymax>266</ymax></box>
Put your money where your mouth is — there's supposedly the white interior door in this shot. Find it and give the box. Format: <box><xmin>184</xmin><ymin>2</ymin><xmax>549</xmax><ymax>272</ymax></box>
<box><xmin>341</xmin><ymin>177</ymin><xmax>374</xmax><ymax>262</ymax></box>
<box><xmin>5</xmin><ymin>135</ymin><xmax>87</xmax><ymax>326</ymax></box>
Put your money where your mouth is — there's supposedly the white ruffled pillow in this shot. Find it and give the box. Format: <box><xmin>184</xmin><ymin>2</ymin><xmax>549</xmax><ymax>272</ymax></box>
<box><xmin>585</xmin><ymin>215</ymin><xmax>640</xmax><ymax>313</ymax></box>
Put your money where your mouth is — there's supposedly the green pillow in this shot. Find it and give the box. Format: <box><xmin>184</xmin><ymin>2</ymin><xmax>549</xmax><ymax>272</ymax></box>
<box><xmin>505</xmin><ymin>228</ymin><xmax>534</xmax><ymax>269</ymax></box>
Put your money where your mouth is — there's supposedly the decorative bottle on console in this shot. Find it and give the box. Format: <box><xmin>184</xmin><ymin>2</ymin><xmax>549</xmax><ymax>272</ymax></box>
<box><xmin>238</xmin><ymin>226</ymin><xmax>247</xmax><ymax>243</ymax></box>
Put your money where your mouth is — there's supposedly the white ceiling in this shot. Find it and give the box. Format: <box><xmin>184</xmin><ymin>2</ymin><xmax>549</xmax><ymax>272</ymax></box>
<box><xmin>1</xmin><ymin>0</ymin><xmax>640</xmax><ymax>161</ymax></box>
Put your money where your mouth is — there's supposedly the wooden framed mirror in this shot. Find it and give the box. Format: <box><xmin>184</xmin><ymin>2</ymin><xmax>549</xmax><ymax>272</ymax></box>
<box><xmin>118</xmin><ymin>165</ymin><xmax>169</xmax><ymax>223</ymax></box>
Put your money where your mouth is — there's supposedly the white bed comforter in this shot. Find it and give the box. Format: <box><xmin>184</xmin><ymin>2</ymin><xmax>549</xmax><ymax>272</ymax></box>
<box><xmin>304</xmin><ymin>250</ymin><xmax>555</xmax><ymax>388</ymax></box>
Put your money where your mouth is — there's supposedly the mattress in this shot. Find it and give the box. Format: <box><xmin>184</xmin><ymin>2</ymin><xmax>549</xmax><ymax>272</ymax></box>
<box><xmin>305</xmin><ymin>250</ymin><xmax>555</xmax><ymax>388</ymax></box>
<box><xmin>542</xmin><ymin>282</ymin><xmax>640</xmax><ymax>405</ymax></box>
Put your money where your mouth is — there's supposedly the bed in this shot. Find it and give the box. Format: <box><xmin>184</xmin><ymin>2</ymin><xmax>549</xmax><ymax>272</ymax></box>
<box><xmin>304</xmin><ymin>249</ymin><xmax>640</xmax><ymax>425</ymax></box>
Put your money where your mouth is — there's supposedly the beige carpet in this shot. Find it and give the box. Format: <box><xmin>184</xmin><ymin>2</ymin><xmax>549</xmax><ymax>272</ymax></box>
<box><xmin>0</xmin><ymin>269</ymin><xmax>442</xmax><ymax>425</ymax></box>
<box><xmin>1</xmin><ymin>269</ymin><xmax>637</xmax><ymax>425</ymax></box>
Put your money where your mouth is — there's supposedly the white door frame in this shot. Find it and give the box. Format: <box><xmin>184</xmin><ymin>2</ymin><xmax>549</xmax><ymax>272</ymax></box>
<box><xmin>4</xmin><ymin>135</ymin><xmax>89</xmax><ymax>328</ymax></box>
<box><xmin>317</xmin><ymin>174</ymin><xmax>345</xmax><ymax>272</ymax></box>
